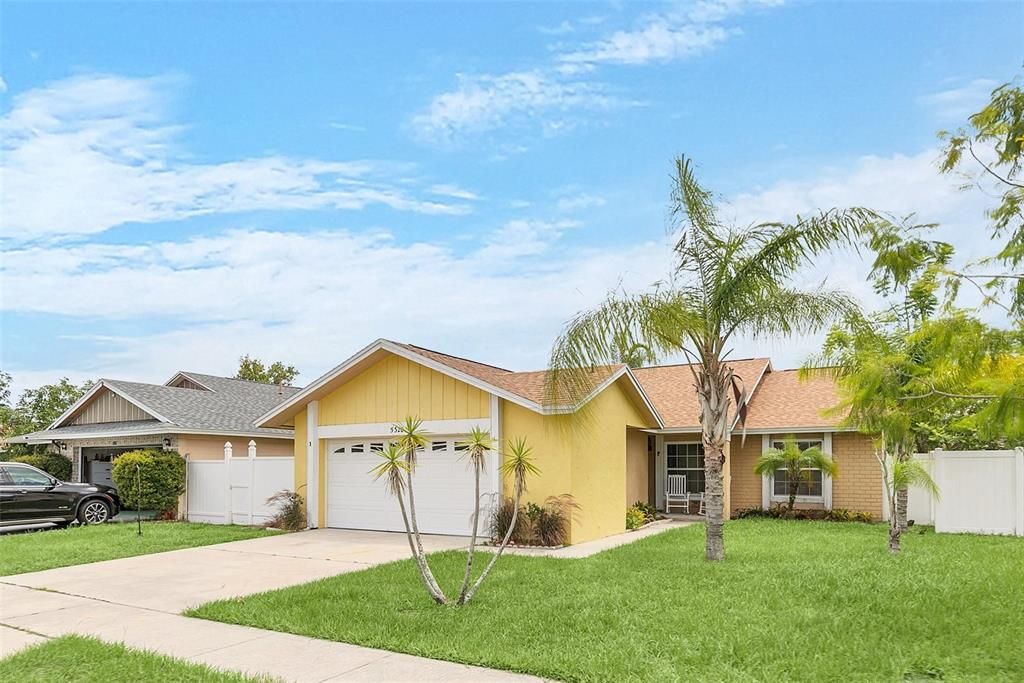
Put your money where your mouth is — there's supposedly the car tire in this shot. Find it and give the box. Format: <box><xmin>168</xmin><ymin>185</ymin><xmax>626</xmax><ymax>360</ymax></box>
<box><xmin>77</xmin><ymin>499</ymin><xmax>111</xmax><ymax>525</ymax></box>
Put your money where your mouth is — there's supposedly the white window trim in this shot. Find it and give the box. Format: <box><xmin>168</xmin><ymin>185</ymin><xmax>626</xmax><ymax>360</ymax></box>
<box><xmin>760</xmin><ymin>433</ymin><xmax>833</xmax><ymax>508</ymax></box>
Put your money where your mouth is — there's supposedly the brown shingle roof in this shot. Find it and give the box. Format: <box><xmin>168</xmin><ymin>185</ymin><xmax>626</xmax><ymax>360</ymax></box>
<box><xmin>632</xmin><ymin>359</ymin><xmax>770</xmax><ymax>429</ymax></box>
<box><xmin>397</xmin><ymin>343</ymin><xmax>621</xmax><ymax>405</ymax></box>
<box><xmin>741</xmin><ymin>369</ymin><xmax>846</xmax><ymax>430</ymax></box>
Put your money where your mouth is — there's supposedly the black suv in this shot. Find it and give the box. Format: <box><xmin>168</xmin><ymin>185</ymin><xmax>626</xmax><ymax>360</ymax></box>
<box><xmin>0</xmin><ymin>462</ymin><xmax>122</xmax><ymax>527</ymax></box>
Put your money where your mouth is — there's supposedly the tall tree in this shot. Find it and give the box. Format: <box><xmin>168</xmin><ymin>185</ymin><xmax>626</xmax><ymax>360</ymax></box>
<box><xmin>548</xmin><ymin>156</ymin><xmax>871</xmax><ymax>561</ymax></box>
<box><xmin>938</xmin><ymin>77</ymin><xmax>1024</xmax><ymax>316</ymax></box>
<box><xmin>1</xmin><ymin>376</ymin><xmax>93</xmax><ymax>455</ymax></box>
<box><xmin>235</xmin><ymin>355</ymin><xmax>299</xmax><ymax>385</ymax></box>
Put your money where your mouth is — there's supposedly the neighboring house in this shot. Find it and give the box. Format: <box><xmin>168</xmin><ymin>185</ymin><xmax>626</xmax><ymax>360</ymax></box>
<box><xmin>258</xmin><ymin>339</ymin><xmax>882</xmax><ymax>545</ymax></box>
<box><xmin>10</xmin><ymin>372</ymin><xmax>299</xmax><ymax>487</ymax></box>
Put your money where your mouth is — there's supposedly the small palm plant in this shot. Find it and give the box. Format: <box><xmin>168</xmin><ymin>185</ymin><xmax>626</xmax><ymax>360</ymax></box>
<box><xmin>883</xmin><ymin>455</ymin><xmax>939</xmax><ymax>553</ymax></box>
<box><xmin>754</xmin><ymin>439</ymin><xmax>839</xmax><ymax>513</ymax></box>
<box><xmin>461</xmin><ymin>436</ymin><xmax>539</xmax><ymax>605</ymax></box>
<box><xmin>370</xmin><ymin>443</ymin><xmax>447</xmax><ymax>601</ymax></box>
<box><xmin>390</xmin><ymin>418</ymin><xmax>447</xmax><ymax>604</ymax></box>
<box><xmin>456</xmin><ymin>426</ymin><xmax>494</xmax><ymax>604</ymax></box>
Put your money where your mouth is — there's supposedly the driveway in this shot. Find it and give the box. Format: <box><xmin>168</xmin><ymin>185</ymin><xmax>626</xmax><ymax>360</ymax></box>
<box><xmin>0</xmin><ymin>529</ymin><xmax>542</xmax><ymax>682</ymax></box>
<box><xmin>2</xmin><ymin>528</ymin><xmax>467</xmax><ymax>612</ymax></box>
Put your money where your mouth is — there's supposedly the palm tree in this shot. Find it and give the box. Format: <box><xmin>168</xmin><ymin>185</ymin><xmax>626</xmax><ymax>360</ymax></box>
<box><xmin>883</xmin><ymin>453</ymin><xmax>939</xmax><ymax>553</ymax></box>
<box><xmin>456</xmin><ymin>426</ymin><xmax>494</xmax><ymax>605</ymax></box>
<box><xmin>370</xmin><ymin>443</ymin><xmax>446</xmax><ymax>603</ymax></box>
<box><xmin>548</xmin><ymin>155</ymin><xmax>872</xmax><ymax>561</ymax></box>
<box><xmin>461</xmin><ymin>436</ymin><xmax>539</xmax><ymax>604</ymax></box>
<box><xmin>753</xmin><ymin>439</ymin><xmax>839</xmax><ymax>513</ymax></box>
<box><xmin>391</xmin><ymin>417</ymin><xmax>447</xmax><ymax>603</ymax></box>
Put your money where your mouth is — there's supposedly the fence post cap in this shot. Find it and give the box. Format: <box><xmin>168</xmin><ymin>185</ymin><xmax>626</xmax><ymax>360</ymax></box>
<box><xmin>248</xmin><ymin>440</ymin><xmax>257</xmax><ymax>446</ymax></box>
<box><xmin>224</xmin><ymin>441</ymin><xmax>232</xmax><ymax>448</ymax></box>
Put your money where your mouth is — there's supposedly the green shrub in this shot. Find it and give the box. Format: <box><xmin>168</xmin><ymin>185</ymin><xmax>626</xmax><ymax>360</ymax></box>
<box><xmin>11</xmin><ymin>452</ymin><xmax>72</xmax><ymax>481</ymax></box>
<box><xmin>266</xmin><ymin>490</ymin><xmax>306</xmax><ymax>531</ymax></box>
<box><xmin>632</xmin><ymin>500</ymin><xmax>657</xmax><ymax>522</ymax></box>
<box><xmin>489</xmin><ymin>495</ymin><xmax>577</xmax><ymax>546</ymax></box>
<box><xmin>626</xmin><ymin>506</ymin><xmax>646</xmax><ymax>530</ymax></box>
<box><xmin>734</xmin><ymin>505</ymin><xmax>874</xmax><ymax>523</ymax></box>
<box><xmin>111</xmin><ymin>449</ymin><xmax>185</xmax><ymax>514</ymax></box>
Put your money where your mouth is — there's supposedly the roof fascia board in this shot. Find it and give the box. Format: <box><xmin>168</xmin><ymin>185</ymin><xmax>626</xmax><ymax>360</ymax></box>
<box><xmin>257</xmin><ymin>339</ymin><xmax>545</xmax><ymax>428</ymax></box>
<box><xmin>731</xmin><ymin>358</ymin><xmax>772</xmax><ymax>431</ymax></box>
<box><xmin>14</xmin><ymin>425</ymin><xmax>294</xmax><ymax>444</ymax></box>
<box><xmin>47</xmin><ymin>381</ymin><xmax>108</xmax><ymax>429</ymax></box>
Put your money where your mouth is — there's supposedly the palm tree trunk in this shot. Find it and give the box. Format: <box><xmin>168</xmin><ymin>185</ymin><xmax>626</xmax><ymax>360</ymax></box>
<box><xmin>788</xmin><ymin>480</ymin><xmax>799</xmax><ymax>513</ymax></box>
<box><xmin>396</xmin><ymin>485</ymin><xmax>447</xmax><ymax>603</ymax></box>
<box><xmin>457</xmin><ymin>463</ymin><xmax>482</xmax><ymax>605</ymax></box>
<box><xmin>704</xmin><ymin>440</ymin><xmax>726</xmax><ymax>561</ymax></box>
<box><xmin>405</xmin><ymin>469</ymin><xmax>446</xmax><ymax>602</ymax></box>
<box><xmin>888</xmin><ymin>517</ymin><xmax>902</xmax><ymax>553</ymax></box>
<box><xmin>896</xmin><ymin>486</ymin><xmax>909</xmax><ymax>532</ymax></box>
<box><xmin>463</xmin><ymin>487</ymin><xmax>521</xmax><ymax>604</ymax></box>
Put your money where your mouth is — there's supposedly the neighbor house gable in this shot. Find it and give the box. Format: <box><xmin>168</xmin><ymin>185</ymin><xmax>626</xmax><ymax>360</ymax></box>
<box><xmin>50</xmin><ymin>381</ymin><xmax>169</xmax><ymax>430</ymax></box>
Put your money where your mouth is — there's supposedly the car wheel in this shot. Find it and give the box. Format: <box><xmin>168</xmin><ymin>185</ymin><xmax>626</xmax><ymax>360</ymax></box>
<box><xmin>78</xmin><ymin>499</ymin><xmax>111</xmax><ymax>525</ymax></box>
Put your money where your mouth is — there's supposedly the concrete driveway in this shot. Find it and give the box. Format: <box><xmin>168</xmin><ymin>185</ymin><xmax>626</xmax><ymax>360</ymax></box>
<box><xmin>1</xmin><ymin>529</ymin><xmax>543</xmax><ymax>682</ymax></box>
<box><xmin>3</xmin><ymin>528</ymin><xmax>467</xmax><ymax>612</ymax></box>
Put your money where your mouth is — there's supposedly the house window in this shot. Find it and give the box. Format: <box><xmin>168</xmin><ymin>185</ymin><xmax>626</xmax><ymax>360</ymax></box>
<box><xmin>431</xmin><ymin>441</ymin><xmax>447</xmax><ymax>451</ymax></box>
<box><xmin>770</xmin><ymin>440</ymin><xmax>824</xmax><ymax>499</ymax></box>
<box><xmin>666</xmin><ymin>442</ymin><xmax>704</xmax><ymax>494</ymax></box>
<box><xmin>349</xmin><ymin>444</ymin><xmax>365</xmax><ymax>453</ymax></box>
<box><xmin>369</xmin><ymin>442</ymin><xmax>384</xmax><ymax>452</ymax></box>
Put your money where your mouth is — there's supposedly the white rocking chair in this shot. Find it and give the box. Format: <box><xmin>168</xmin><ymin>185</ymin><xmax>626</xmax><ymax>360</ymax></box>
<box><xmin>696</xmin><ymin>492</ymin><xmax>706</xmax><ymax>516</ymax></box>
<box><xmin>665</xmin><ymin>474</ymin><xmax>690</xmax><ymax>514</ymax></box>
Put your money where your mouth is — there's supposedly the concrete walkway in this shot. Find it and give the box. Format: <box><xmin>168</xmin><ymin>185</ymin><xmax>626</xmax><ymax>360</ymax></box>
<box><xmin>0</xmin><ymin>529</ymin><xmax>542</xmax><ymax>682</ymax></box>
<box><xmin>496</xmin><ymin>518</ymin><xmax>694</xmax><ymax>558</ymax></box>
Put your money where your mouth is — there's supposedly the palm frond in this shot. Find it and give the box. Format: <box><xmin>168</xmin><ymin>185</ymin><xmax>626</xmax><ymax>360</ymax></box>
<box><xmin>458</xmin><ymin>426</ymin><xmax>493</xmax><ymax>470</ymax></box>
<box><xmin>393</xmin><ymin>416</ymin><xmax>429</xmax><ymax>468</ymax></box>
<box><xmin>370</xmin><ymin>443</ymin><xmax>410</xmax><ymax>497</ymax></box>
<box><xmin>891</xmin><ymin>458</ymin><xmax>940</xmax><ymax>499</ymax></box>
<box><xmin>499</xmin><ymin>436</ymin><xmax>540</xmax><ymax>497</ymax></box>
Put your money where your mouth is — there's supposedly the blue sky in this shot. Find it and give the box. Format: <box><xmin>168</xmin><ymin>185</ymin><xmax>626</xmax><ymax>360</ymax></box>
<box><xmin>1</xmin><ymin>0</ymin><xmax>1020</xmax><ymax>394</ymax></box>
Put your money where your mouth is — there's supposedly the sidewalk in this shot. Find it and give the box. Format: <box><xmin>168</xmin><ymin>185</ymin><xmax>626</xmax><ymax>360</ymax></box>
<box><xmin>493</xmin><ymin>518</ymin><xmax>694</xmax><ymax>558</ymax></box>
<box><xmin>0</xmin><ymin>583</ymin><xmax>542</xmax><ymax>682</ymax></box>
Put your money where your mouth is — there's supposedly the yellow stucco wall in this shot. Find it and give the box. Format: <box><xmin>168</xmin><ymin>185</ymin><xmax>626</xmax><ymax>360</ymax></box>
<box><xmin>500</xmin><ymin>377</ymin><xmax>656</xmax><ymax>544</ymax></box>
<box><xmin>625</xmin><ymin>429</ymin><xmax>649</xmax><ymax>505</ymax></box>
<box><xmin>318</xmin><ymin>354</ymin><xmax>490</xmax><ymax>425</ymax></box>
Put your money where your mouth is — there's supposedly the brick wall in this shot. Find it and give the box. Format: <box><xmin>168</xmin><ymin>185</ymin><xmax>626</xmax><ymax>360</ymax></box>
<box><xmin>831</xmin><ymin>432</ymin><xmax>883</xmax><ymax>519</ymax></box>
<box><xmin>729</xmin><ymin>435</ymin><xmax>763</xmax><ymax>511</ymax></box>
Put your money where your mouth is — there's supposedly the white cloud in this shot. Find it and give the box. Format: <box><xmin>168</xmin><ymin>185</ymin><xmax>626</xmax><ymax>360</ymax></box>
<box><xmin>917</xmin><ymin>78</ymin><xmax>998</xmax><ymax>122</ymax></box>
<box><xmin>412</xmin><ymin>1</ymin><xmax>779</xmax><ymax>145</ymax></box>
<box><xmin>1</xmin><ymin>225</ymin><xmax>672</xmax><ymax>390</ymax></box>
<box><xmin>476</xmin><ymin>218</ymin><xmax>582</xmax><ymax>260</ymax></box>
<box><xmin>557</xmin><ymin>192</ymin><xmax>607</xmax><ymax>212</ymax></box>
<box><xmin>410</xmin><ymin>70</ymin><xmax>620</xmax><ymax>145</ymax></box>
<box><xmin>328</xmin><ymin>122</ymin><xmax>367</xmax><ymax>132</ymax></box>
<box><xmin>428</xmin><ymin>183</ymin><xmax>480</xmax><ymax>201</ymax></box>
<box><xmin>0</xmin><ymin>74</ymin><xmax>471</xmax><ymax>243</ymax></box>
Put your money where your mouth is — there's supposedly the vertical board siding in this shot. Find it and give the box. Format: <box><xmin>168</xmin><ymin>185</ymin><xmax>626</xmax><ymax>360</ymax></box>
<box><xmin>318</xmin><ymin>354</ymin><xmax>490</xmax><ymax>425</ymax></box>
<box><xmin>70</xmin><ymin>388</ymin><xmax>154</xmax><ymax>425</ymax></box>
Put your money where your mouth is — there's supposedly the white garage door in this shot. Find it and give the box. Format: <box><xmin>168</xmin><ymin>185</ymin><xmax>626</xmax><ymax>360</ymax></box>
<box><xmin>326</xmin><ymin>437</ymin><xmax>497</xmax><ymax>536</ymax></box>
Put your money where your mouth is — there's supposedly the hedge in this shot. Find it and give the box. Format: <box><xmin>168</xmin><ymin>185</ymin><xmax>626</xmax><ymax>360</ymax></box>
<box><xmin>10</xmin><ymin>452</ymin><xmax>72</xmax><ymax>481</ymax></box>
<box><xmin>111</xmin><ymin>449</ymin><xmax>186</xmax><ymax>514</ymax></box>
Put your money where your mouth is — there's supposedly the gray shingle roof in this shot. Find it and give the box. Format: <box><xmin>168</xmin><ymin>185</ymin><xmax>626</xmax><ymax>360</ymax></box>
<box><xmin>13</xmin><ymin>420</ymin><xmax>170</xmax><ymax>442</ymax></box>
<box><xmin>102</xmin><ymin>372</ymin><xmax>301</xmax><ymax>435</ymax></box>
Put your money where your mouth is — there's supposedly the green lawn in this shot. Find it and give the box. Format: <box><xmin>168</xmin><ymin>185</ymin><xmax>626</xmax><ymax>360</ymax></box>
<box><xmin>189</xmin><ymin>520</ymin><xmax>1024</xmax><ymax>682</ymax></box>
<box><xmin>0</xmin><ymin>635</ymin><xmax>268</xmax><ymax>682</ymax></box>
<box><xmin>0</xmin><ymin>522</ymin><xmax>276</xmax><ymax>576</ymax></box>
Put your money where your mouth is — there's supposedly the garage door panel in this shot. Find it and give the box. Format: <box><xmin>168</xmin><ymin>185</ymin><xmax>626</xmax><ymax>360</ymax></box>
<box><xmin>326</xmin><ymin>438</ymin><xmax>495</xmax><ymax>536</ymax></box>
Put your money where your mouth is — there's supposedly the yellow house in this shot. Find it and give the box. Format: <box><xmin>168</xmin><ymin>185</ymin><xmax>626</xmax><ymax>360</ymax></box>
<box><xmin>258</xmin><ymin>339</ymin><xmax>883</xmax><ymax>544</ymax></box>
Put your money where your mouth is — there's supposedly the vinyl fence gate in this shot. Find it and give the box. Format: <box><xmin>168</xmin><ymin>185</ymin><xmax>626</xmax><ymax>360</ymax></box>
<box><xmin>185</xmin><ymin>441</ymin><xmax>294</xmax><ymax>525</ymax></box>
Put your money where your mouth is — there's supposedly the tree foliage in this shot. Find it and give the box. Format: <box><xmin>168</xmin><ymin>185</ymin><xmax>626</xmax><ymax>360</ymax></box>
<box><xmin>938</xmin><ymin>76</ymin><xmax>1024</xmax><ymax>316</ymax></box>
<box><xmin>1</xmin><ymin>375</ymin><xmax>93</xmax><ymax>456</ymax></box>
<box><xmin>235</xmin><ymin>355</ymin><xmax>299</xmax><ymax>385</ymax></box>
<box><xmin>753</xmin><ymin>439</ymin><xmax>838</xmax><ymax>512</ymax></box>
<box><xmin>547</xmin><ymin>155</ymin><xmax>873</xmax><ymax>561</ymax></box>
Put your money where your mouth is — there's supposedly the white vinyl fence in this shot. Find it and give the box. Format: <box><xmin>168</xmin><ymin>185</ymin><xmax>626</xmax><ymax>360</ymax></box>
<box><xmin>185</xmin><ymin>441</ymin><xmax>294</xmax><ymax>525</ymax></box>
<box><xmin>894</xmin><ymin>448</ymin><xmax>1024</xmax><ymax>536</ymax></box>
